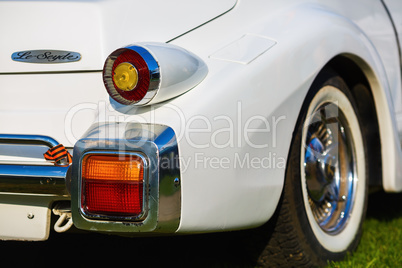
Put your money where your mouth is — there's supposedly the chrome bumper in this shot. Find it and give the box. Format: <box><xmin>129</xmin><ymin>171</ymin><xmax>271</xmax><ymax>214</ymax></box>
<box><xmin>0</xmin><ymin>134</ymin><xmax>70</xmax><ymax>196</ymax></box>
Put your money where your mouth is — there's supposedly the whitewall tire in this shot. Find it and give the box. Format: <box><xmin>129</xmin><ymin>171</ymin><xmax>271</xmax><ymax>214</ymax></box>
<box><xmin>253</xmin><ymin>69</ymin><xmax>368</xmax><ymax>267</ymax></box>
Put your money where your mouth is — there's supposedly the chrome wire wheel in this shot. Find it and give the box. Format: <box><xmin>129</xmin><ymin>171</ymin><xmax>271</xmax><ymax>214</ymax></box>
<box><xmin>303</xmin><ymin>101</ymin><xmax>356</xmax><ymax>234</ymax></box>
<box><xmin>300</xmin><ymin>85</ymin><xmax>366</xmax><ymax>253</ymax></box>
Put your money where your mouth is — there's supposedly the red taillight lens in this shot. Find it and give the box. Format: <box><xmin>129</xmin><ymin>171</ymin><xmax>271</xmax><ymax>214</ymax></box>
<box><xmin>103</xmin><ymin>46</ymin><xmax>160</xmax><ymax>105</ymax></box>
<box><xmin>81</xmin><ymin>154</ymin><xmax>146</xmax><ymax>219</ymax></box>
<box><xmin>84</xmin><ymin>181</ymin><xmax>143</xmax><ymax>216</ymax></box>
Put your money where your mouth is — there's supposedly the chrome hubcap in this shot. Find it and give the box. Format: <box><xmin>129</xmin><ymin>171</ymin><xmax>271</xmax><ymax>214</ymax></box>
<box><xmin>303</xmin><ymin>102</ymin><xmax>356</xmax><ymax>234</ymax></box>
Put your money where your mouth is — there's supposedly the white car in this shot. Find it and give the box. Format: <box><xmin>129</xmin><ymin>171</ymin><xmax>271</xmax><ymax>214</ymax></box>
<box><xmin>1</xmin><ymin>0</ymin><xmax>401</xmax><ymax>266</ymax></box>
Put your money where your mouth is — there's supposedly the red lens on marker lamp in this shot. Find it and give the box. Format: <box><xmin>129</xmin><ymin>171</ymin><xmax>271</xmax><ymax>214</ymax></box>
<box><xmin>110</xmin><ymin>49</ymin><xmax>149</xmax><ymax>102</ymax></box>
<box><xmin>103</xmin><ymin>46</ymin><xmax>159</xmax><ymax>105</ymax></box>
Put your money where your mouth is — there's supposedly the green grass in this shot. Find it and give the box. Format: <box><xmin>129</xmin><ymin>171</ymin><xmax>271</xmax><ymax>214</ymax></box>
<box><xmin>328</xmin><ymin>191</ymin><xmax>402</xmax><ymax>267</ymax></box>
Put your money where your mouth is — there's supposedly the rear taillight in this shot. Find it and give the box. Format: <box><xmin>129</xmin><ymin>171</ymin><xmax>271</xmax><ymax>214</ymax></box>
<box><xmin>81</xmin><ymin>153</ymin><xmax>147</xmax><ymax>220</ymax></box>
<box><xmin>103</xmin><ymin>46</ymin><xmax>160</xmax><ymax>105</ymax></box>
<box><xmin>103</xmin><ymin>43</ymin><xmax>208</xmax><ymax>106</ymax></box>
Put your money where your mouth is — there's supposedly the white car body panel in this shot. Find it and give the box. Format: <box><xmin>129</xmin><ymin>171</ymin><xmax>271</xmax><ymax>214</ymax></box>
<box><xmin>0</xmin><ymin>72</ymin><xmax>108</xmax><ymax>146</ymax></box>
<box><xmin>383</xmin><ymin>0</ymin><xmax>402</xmax><ymax>63</ymax></box>
<box><xmin>0</xmin><ymin>0</ymin><xmax>401</xmax><ymax>239</ymax></box>
<box><xmin>105</xmin><ymin>0</ymin><xmax>402</xmax><ymax>231</ymax></box>
<box><xmin>0</xmin><ymin>0</ymin><xmax>236</xmax><ymax>73</ymax></box>
<box><xmin>0</xmin><ymin>195</ymin><xmax>52</xmax><ymax>241</ymax></box>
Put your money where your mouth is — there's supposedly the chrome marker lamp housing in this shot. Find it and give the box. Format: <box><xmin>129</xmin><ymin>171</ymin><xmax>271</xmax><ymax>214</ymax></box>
<box><xmin>103</xmin><ymin>43</ymin><xmax>208</xmax><ymax>106</ymax></box>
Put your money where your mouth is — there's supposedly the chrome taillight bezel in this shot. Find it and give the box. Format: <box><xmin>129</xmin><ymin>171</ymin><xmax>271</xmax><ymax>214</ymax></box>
<box><xmin>71</xmin><ymin>123</ymin><xmax>181</xmax><ymax>234</ymax></box>
<box><xmin>103</xmin><ymin>45</ymin><xmax>160</xmax><ymax>106</ymax></box>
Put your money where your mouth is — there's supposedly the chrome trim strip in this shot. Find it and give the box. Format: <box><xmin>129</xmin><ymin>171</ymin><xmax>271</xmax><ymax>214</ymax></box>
<box><xmin>0</xmin><ymin>164</ymin><xmax>68</xmax><ymax>196</ymax></box>
<box><xmin>0</xmin><ymin>134</ymin><xmax>59</xmax><ymax>148</ymax></box>
<box><xmin>0</xmin><ymin>134</ymin><xmax>70</xmax><ymax>196</ymax></box>
<box><xmin>71</xmin><ymin>123</ymin><xmax>181</xmax><ymax>233</ymax></box>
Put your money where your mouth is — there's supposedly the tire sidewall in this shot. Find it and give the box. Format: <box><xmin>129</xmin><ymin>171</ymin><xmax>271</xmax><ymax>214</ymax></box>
<box><xmin>286</xmin><ymin>71</ymin><xmax>368</xmax><ymax>262</ymax></box>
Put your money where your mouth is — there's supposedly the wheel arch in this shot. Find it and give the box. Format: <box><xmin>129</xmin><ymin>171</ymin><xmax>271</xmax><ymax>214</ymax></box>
<box><xmin>325</xmin><ymin>55</ymin><xmax>382</xmax><ymax>190</ymax></box>
<box><xmin>320</xmin><ymin>53</ymin><xmax>402</xmax><ymax>192</ymax></box>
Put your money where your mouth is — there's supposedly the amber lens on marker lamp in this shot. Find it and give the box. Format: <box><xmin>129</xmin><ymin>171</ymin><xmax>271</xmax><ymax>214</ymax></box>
<box><xmin>113</xmin><ymin>62</ymin><xmax>138</xmax><ymax>91</ymax></box>
<box><xmin>81</xmin><ymin>154</ymin><xmax>144</xmax><ymax>218</ymax></box>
